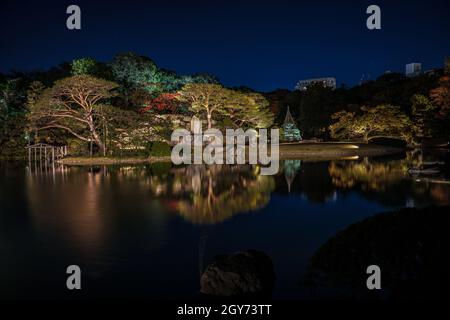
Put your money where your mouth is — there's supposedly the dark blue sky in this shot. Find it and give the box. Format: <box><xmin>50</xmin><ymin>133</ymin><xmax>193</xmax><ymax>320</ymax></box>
<box><xmin>1</xmin><ymin>0</ymin><xmax>449</xmax><ymax>91</ymax></box>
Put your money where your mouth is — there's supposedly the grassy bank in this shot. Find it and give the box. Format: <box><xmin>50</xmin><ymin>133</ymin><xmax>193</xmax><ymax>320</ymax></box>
<box><xmin>279</xmin><ymin>142</ymin><xmax>404</xmax><ymax>160</ymax></box>
<box><xmin>55</xmin><ymin>142</ymin><xmax>404</xmax><ymax>165</ymax></box>
<box><xmin>57</xmin><ymin>156</ymin><xmax>172</xmax><ymax>165</ymax></box>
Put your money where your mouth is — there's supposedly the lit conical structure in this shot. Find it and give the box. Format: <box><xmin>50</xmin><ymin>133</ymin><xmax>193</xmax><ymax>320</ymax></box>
<box><xmin>282</xmin><ymin>106</ymin><xmax>302</xmax><ymax>141</ymax></box>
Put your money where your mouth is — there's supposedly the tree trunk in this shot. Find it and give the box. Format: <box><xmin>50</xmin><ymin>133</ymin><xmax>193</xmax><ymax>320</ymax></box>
<box><xmin>207</xmin><ymin>113</ymin><xmax>212</xmax><ymax>129</ymax></box>
<box><xmin>88</xmin><ymin>118</ymin><xmax>106</xmax><ymax>156</ymax></box>
<box><xmin>363</xmin><ymin>132</ymin><xmax>369</xmax><ymax>143</ymax></box>
<box><xmin>93</xmin><ymin>134</ymin><xmax>106</xmax><ymax>156</ymax></box>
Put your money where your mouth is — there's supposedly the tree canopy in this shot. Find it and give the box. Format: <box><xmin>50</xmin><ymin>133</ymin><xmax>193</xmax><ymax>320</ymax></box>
<box><xmin>329</xmin><ymin>104</ymin><xmax>412</xmax><ymax>144</ymax></box>
<box><xmin>29</xmin><ymin>75</ymin><xmax>118</xmax><ymax>154</ymax></box>
<box><xmin>177</xmin><ymin>83</ymin><xmax>273</xmax><ymax>129</ymax></box>
<box><xmin>1</xmin><ymin>53</ymin><xmax>449</xmax><ymax>158</ymax></box>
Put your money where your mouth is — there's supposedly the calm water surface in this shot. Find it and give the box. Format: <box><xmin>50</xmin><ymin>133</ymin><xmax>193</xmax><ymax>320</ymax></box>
<box><xmin>1</xmin><ymin>152</ymin><xmax>449</xmax><ymax>299</ymax></box>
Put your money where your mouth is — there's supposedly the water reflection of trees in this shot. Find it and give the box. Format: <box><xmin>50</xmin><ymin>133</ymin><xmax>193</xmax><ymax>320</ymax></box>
<box><xmin>328</xmin><ymin>158</ymin><xmax>409</xmax><ymax>191</ymax></box>
<box><xmin>327</xmin><ymin>153</ymin><xmax>450</xmax><ymax>206</ymax></box>
<box><xmin>275</xmin><ymin>154</ymin><xmax>450</xmax><ymax>206</ymax></box>
<box><xmin>276</xmin><ymin>160</ymin><xmax>337</xmax><ymax>203</ymax></box>
<box><xmin>149</xmin><ymin>164</ymin><xmax>275</xmax><ymax>224</ymax></box>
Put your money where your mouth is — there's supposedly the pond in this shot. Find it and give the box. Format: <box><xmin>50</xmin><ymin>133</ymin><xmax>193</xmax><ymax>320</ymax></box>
<box><xmin>1</xmin><ymin>151</ymin><xmax>449</xmax><ymax>299</ymax></box>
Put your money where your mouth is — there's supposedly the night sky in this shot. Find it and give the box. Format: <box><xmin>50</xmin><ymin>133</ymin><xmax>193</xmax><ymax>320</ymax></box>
<box><xmin>1</xmin><ymin>0</ymin><xmax>449</xmax><ymax>91</ymax></box>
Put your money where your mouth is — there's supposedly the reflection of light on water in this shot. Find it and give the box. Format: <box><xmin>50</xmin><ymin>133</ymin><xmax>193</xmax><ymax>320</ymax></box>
<box><xmin>339</xmin><ymin>155</ymin><xmax>360</xmax><ymax>160</ymax></box>
<box><xmin>26</xmin><ymin>167</ymin><xmax>106</xmax><ymax>257</ymax></box>
<box><xmin>121</xmin><ymin>166</ymin><xmax>134</xmax><ymax>170</ymax></box>
<box><xmin>406</xmin><ymin>197</ymin><xmax>415</xmax><ymax>208</ymax></box>
<box><xmin>150</xmin><ymin>164</ymin><xmax>275</xmax><ymax>224</ymax></box>
<box><xmin>415</xmin><ymin>178</ymin><xmax>450</xmax><ymax>184</ymax></box>
<box><xmin>341</xmin><ymin>145</ymin><xmax>360</xmax><ymax>149</ymax></box>
<box><xmin>327</xmin><ymin>191</ymin><xmax>338</xmax><ymax>202</ymax></box>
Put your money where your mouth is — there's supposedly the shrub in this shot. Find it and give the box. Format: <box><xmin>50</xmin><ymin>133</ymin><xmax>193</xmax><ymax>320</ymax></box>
<box><xmin>67</xmin><ymin>138</ymin><xmax>89</xmax><ymax>156</ymax></box>
<box><xmin>148</xmin><ymin>141</ymin><xmax>171</xmax><ymax>157</ymax></box>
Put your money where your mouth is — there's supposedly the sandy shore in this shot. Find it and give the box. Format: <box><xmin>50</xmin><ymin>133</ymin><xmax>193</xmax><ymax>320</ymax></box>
<box><xmin>56</xmin><ymin>142</ymin><xmax>404</xmax><ymax>165</ymax></box>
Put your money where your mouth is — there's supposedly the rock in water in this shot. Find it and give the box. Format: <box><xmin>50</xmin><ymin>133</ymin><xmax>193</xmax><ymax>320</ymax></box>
<box><xmin>200</xmin><ymin>250</ymin><xmax>274</xmax><ymax>297</ymax></box>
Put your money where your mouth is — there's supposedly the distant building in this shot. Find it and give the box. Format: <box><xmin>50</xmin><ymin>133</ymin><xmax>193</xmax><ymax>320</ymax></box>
<box><xmin>424</xmin><ymin>68</ymin><xmax>438</xmax><ymax>76</ymax></box>
<box><xmin>295</xmin><ymin>77</ymin><xmax>336</xmax><ymax>91</ymax></box>
<box><xmin>405</xmin><ymin>63</ymin><xmax>422</xmax><ymax>77</ymax></box>
<box><xmin>359</xmin><ymin>73</ymin><xmax>371</xmax><ymax>85</ymax></box>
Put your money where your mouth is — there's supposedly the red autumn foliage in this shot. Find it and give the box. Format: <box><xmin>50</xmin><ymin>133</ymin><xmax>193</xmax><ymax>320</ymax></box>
<box><xmin>140</xmin><ymin>93</ymin><xmax>180</xmax><ymax>113</ymax></box>
<box><xmin>430</xmin><ymin>75</ymin><xmax>450</xmax><ymax>119</ymax></box>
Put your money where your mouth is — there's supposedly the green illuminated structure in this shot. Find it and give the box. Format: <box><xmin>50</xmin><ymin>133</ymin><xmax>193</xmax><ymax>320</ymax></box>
<box><xmin>282</xmin><ymin>106</ymin><xmax>302</xmax><ymax>141</ymax></box>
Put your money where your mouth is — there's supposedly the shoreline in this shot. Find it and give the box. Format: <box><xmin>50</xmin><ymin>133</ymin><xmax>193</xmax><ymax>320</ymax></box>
<box><xmin>278</xmin><ymin>142</ymin><xmax>404</xmax><ymax>160</ymax></box>
<box><xmin>56</xmin><ymin>156</ymin><xmax>173</xmax><ymax>166</ymax></box>
<box><xmin>54</xmin><ymin>142</ymin><xmax>405</xmax><ymax>165</ymax></box>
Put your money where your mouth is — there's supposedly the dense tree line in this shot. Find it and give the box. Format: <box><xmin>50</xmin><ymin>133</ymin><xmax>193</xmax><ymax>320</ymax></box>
<box><xmin>1</xmin><ymin>55</ymin><xmax>449</xmax><ymax>158</ymax></box>
<box><xmin>0</xmin><ymin>53</ymin><xmax>273</xmax><ymax>158</ymax></box>
<box><xmin>265</xmin><ymin>58</ymin><xmax>449</xmax><ymax>144</ymax></box>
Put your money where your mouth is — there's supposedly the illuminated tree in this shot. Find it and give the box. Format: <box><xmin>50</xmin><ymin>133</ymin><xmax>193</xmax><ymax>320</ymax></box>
<box><xmin>177</xmin><ymin>84</ymin><xmax>273</xmax><ymax>129</ymax></box>
<box><xmin>140</xmin><ymin>93</ymin><xmax>181</xmax><ymax>114</ymax></box>
<box><xmin>430</xmin><ymin>75</ymin><xmax>450</xmax><ymax>120</ymax></box>
<box><xmin>329</xmin><ymin>105</ymin><xmax>412</xmax><ymax>144</ymax></box>
<box><xmin>224</xmin><ymin>92</ymin><xmax>274</xmax><ymax>129</ymax></box>
<box><xmin>329</xmin><ymin>110</ymin><xmax>359</xmax><ymax>141</ymax></box>
<box><xmin>177</xmin><ymin>84</ymin><xmax>233</xmax><ymax>129</ymax></box>
<box><xmin>111</xmin><ymin>53</ymin><xmax>158</xmax><ymax>89</ymax></box>
<box><xmin>411</xmin><ymin>94</ymin><xmax>437</xmax><ymax>139</ymax></box>
<box><xmin>29</xmin><ymin>75</ymin><xmax>118</xmax><ymax>155</ymax></box>
<box><xmin>71</xmin><ymin>58</ymin><xmax>98</xmax><ymax>76</ymax></box>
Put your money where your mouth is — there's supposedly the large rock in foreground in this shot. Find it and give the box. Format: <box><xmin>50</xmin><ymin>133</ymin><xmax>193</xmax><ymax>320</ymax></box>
<box><xmin>303</xmin><ymin>205</ymin><xmax>450</xmax><ymax>299</ymax></box>
<box><xmin>200</xmin><ymin>250</ymin><xmax>275</xmax><ymax>297</ymax></box>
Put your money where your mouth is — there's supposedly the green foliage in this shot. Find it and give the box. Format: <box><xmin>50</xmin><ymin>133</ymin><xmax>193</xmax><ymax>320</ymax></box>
<box><xmin>0</xmin><ymin>113</ymin><xmax>28</xmax><ymax>158</ymax></box>
<box><xmin>110</xmin><ymin>53</ymin><xmax>183</xmax><ymax>109</ymax></box>
<box><xmin>411</xmin><ymin>94</ymin><xmax>437</xmax><ymax>139</ymax></box>
<box><xmin>0</xmin><ymin>78</ymin><xmax>28</xmax><ymax>157</ymax></box>
<box><xmin>1</xmin><ymin>52</ymin><xmax>448</xmax><ymax>159</ymax></box>
<box><xmin>148</xmin><ymin>141</ymin><xmax>171</xmax><ymax>157</ymax></box>
<box><xmin>111</xmin><ymin>53</ymin><xmax>158</xmax><ymax>88</ymax></box>
<box><xmin>110</xmin><ymin>53</ymin><xmax>223</xmax><ymax>110</ymax></box>
<box><xmin>265</xmin><ymin>70</ymin><xmax>444</xmax><ymax>139</ymax></box>
<box><xmin>229</xmin><ymin>92</ymin><xmax>274</xmax><ymax>129</ymax></box>
<box><xmin>181</xmin><ymin>73</ymin><xmax>219</xmax><ymax>85</ymax></box>
<box><xmin>71</xmin><ymin>58</ymin><xmax>98</xmax><ymax>76</ymax></box>
<box><xmin>66</xmin><ymin>138</ymin><xmax>89</xmax><ymax>156</ymax></box>
<box><xmin>177</xmin><ymin>83</ymin><xmax>274</xmax><ymax>129</ymax></box>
